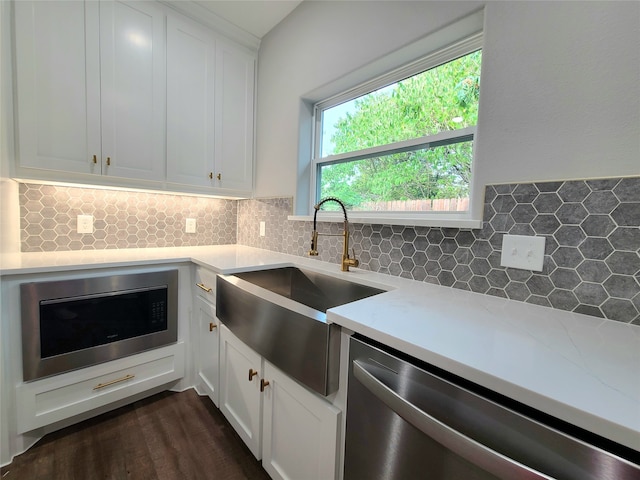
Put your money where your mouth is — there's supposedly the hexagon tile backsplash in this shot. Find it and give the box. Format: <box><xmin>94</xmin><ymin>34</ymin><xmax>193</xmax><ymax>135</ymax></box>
<box><xmin>236</xmin><ymin>177</ymin><xmax>640</xmax><ymax>324</ymax></box>
<box><xmin>18</xmin><ymin>177</ymin><xmax>640</xmax><ymax>323</ymax></box>
<box><xmin>19</xmin><ymin>183</ymin><xmax>237</xmax><ymax>251</ymax></box>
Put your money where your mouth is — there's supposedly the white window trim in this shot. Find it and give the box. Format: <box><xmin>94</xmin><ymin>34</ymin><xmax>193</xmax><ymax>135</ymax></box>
<box><xmin>291</xmin><ymin>9</ymin><xmax>485</xmax><ymax>228</ymax></box>
<box><xmin>287</xmin><ymin>211</ymin><xmax>482</xmax><ymax>229</ymax></box>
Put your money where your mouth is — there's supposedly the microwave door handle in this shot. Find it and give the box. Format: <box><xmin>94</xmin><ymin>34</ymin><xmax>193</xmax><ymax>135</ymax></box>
<box><xmin>352</xmin><ymin>360</ymin><xmax>555</xmax><ymax>480</ymax></box>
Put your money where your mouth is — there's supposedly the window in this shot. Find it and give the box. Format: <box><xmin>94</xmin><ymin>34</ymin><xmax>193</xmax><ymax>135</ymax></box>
<box><xmin>311</xmin><ymin>35</ymin><xmax>482</xmax><ymax>222</ymax></box>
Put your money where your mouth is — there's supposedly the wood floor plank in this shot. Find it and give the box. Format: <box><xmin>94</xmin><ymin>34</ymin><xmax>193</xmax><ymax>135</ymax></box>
<box><xmin>1</xmin><ymin>389</ymin><xmax>270</xmax><ymax>480</ymax></box>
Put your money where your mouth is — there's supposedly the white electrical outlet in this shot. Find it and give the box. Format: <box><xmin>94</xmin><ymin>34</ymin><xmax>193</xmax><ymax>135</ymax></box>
<box><xmin>500</xmin><ymin>234</ymin><xmax>546</xmax><ymax>271</ymax></box>
<box><xmin>77</xmin><ymin>215</ymin><xmax>93</xmax><ymax>234</ymax></box>
<box><xmin>259</xmin><ymin>221</ymin><xmax>266</xmax><ymax>237</ymax></box>
<box><xmin>185</xmin><ymin>218</ymin><xmax>197</xmax><ymax>234</ymax></box>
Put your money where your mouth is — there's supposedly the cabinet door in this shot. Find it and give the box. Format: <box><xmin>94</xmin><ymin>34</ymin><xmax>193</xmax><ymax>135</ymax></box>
<box><xmin>214</xmin><ymin>42</ymin><xmax>255</xmax><ymax>194</ymax></box>
<box><xmin>14</xmin><ymin>1</ymin><xmax>101</xmax><ymax>174</ymax></box>
<box><xmin>194</xmin><ymin>296</ymin><xmax>220</xmax><ymax>407</ymax></box>
<box><xmin>262</xmin><ymin>361</ymin><xmax>340</xmax><ymax>480</ymax></box>
<box><xmin>99</xmin><ymin>0</ymin><xmax>165</xmax><ymax>181</ymax></box>
<box><xmin>219</xmin><ymin>325</ymin><xmax>263</xmax><ymax>459</ymax></box>
<box><xmin>166</xmin><ymin>14</ymin><xmax>216</xmax><ymax>187</ymax></box>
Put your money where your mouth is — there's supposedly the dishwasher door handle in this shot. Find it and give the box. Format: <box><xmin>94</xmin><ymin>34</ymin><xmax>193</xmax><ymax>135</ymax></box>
<box><xmin>353</xmin><ymin>360</ymin><xmax>555</xmax><ymax>480</ymax></box>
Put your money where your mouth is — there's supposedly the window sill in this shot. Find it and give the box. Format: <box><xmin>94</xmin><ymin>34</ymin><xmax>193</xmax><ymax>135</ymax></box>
<box><xmin>287</xmin><ymin>214</ymin><xmax>482</xmax><ymax>229</ymax></box>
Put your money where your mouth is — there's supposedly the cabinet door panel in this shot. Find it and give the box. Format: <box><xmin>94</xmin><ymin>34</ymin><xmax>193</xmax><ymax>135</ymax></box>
<box><xmin>214</xmin><ymin>42</ymin><xmax>255</xmax><ymax>193</ymax></box>
<box><xmin>194</xmin><ymin>296</ymin><xmax>220</xmax><ymax>406</ymax></box>
<box><xmin>14</xmin><ymin>1</ymin><xmax>101</xmax><ymax>174</ymax></box>
<box><xmin>166</xmin><ymin>15</ymin><xmax>216</xmax><ymax>187</ymax></box>
<box><xmin>99</xmin><ymin>0</ymin><xmax>165</xmax><ymax>181</ymax></box>
<box><xmin>262</xmin><ymin>362</ymin><xmax>340</xmax><ymax>480</ymax></box>
<box><xmin>220</xmin><ymin>325</ymin><xmax>262</xmax><ymax>459</ymax></box>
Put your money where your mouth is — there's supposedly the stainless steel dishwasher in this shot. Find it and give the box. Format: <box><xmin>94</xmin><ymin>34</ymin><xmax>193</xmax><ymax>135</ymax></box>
<box><xmin>344</xmin><ymin>335</ymin><xmax>640</xmax><ymax>480</ymax></box>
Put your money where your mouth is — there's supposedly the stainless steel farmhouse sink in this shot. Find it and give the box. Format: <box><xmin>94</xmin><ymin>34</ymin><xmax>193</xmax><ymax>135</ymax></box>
<box><xmin>216</xmin><ymin>267</ymin><xmax>385</xmax><ymax>395</ymax></box>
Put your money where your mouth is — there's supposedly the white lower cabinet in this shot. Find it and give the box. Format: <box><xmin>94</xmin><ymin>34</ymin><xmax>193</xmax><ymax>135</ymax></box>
<box><xmin>262</xmin><ymin>362</ymin><xmax>341</xmax><ymax>480</ymax></box>
<box><xmin>193</xmin><ymin>267</ymin><xmax>221</xmax><ymax>406</ymax></box>
<box><xmin>194</xmin><ymin>295</ymin><xmax>221</xmax><ymax>406</ymax></box>
<box><xmin>219</xmin><ymin>325</ymin><xmax>340</xmax><ymax>480</ymax></box>
<box><xmin>15</xmin><ymin>342</ymin><xmax>185</xmax><ymax>434</ymax></box>
<box><xmin>220</xmin><ymin>324</ymin><xmax>263</xmax><ymax>458</ymax></box>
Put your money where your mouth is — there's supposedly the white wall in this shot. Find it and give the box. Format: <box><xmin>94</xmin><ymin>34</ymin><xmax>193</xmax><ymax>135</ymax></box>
<box><xmin>474</xmin><ymin>1</ymin><xmax>640</xmax><ymax>189</ymax></box>
<box><xmin>255</xmin><ymin>1</ymin><xmax>640</xmax><ymax>206</ymax></box>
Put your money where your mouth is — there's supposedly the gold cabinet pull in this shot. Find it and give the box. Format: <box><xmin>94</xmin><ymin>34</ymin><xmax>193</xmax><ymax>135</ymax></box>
<box><xmin>92</xmin><ymin>154</ymin><xmax>97</xmax><ymax>164</ymax></box>
<box><xmin>260</xmin><ymin>379</ymin><xmax>270</xmax><ymax>392</ymax></box>
<box><xmin>106</xmin><ymin>156</ymin><xmax>111</xmax><ymax>166</ymax></box>
<box><xmin>208</xmin><ymin>172</ymin><xmax>213</xmax><ymax>179</ymax></box>
<box><xmin>196</xmin><ymin>283</ymin><xmax>212</xmax><ymax>293</ymax></box>
<box><xmin>248</xmin><ymin>369</ymin><xmax>258</xmax><ymax>381</ymax></box>
<box><xmin>209</xmin><ymin>322</ymin><xmax>217</xmax><ymax>332</ymax></box>
<box><xmin>93</xmin><ymin>374</ymin><xmax>135</xmax><ymax>390</ymax></box>
<box><xmin>216</xmin><ymin>173</ymin><xmax>221</xmax><ymax>180</ymax></box>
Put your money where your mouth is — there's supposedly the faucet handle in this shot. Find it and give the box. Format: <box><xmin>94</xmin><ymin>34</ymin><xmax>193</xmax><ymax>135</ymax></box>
<box><xmin>309</xmin><ymin>230</ymin><xmax>319</xmax><ymax>256</ymax></box>
<box><xmin>342</xmin><ymin>248</ymin><xmax>359</xmax><ymax>271</ymax></box>
<box><xmin>351</xmin><ymin>248</ymin><xmax>359</xmax><ymax>268</ymax></box>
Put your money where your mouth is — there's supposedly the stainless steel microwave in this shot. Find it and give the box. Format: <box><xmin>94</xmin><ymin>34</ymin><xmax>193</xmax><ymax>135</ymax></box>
<box><xmin>20</xmin><ymin>270</ymin><xmax>178</xmax><ymax>382</ymax></box>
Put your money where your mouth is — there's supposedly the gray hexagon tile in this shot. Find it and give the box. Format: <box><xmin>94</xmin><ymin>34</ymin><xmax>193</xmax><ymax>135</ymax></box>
<box><xmin>234</xmin><ymin>177</ymin><xmax>639</xmax><ymax>324</ymax></box>
<box><xmin>19</xmin><ymin>176</ymin><xmax>640</xmax><ymax>324</ymax></box>
<box><xmin>19</xmin><ymin>183</ymin><xmax>236</xmax><ymax>251</ymax></box>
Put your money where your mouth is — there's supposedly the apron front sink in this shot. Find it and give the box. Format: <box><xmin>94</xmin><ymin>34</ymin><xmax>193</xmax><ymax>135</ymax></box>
<box><xmin>216</xmin><ymin>267</ymin><xmax>385</xmax><ymax>396</ymax></box>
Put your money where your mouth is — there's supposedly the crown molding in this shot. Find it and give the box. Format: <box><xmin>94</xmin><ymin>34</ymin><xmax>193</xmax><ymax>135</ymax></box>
<box><xmin>160</xmin><ymin>1</ymin><xmax>261</xmax><ymax>52</ymax></box>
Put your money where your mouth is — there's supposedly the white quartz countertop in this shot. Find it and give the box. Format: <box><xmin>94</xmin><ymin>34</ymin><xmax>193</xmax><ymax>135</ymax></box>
<box><xmin>2</xmin><ymin>245</ymin><xmax>639</xmax><ymax>451</ymax></box>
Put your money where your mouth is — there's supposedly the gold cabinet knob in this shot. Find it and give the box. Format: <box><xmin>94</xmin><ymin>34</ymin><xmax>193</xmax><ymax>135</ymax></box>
<box><xmin>260</xmin><ymin>379</ymin><xmax>270</xmax><ymax>392</ymax></box>
<box><xmin>248</xmin><ymin>369</ymin><xmax>258</xmax><ymax>381</ymax></box>
<box><xmin>209</xmin><ymin>322</ymin><xmax>217</xmax><ymax>332</ymax></box>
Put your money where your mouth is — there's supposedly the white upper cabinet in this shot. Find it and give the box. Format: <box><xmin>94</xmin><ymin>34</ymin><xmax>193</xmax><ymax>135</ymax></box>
<box><xmin>14</xmin><ymin>0</ymin><xmax>166</xmax><ymax>182</ymax></box>
<box><xmin>166</xmin><ymin>16</ymin><xmax>255</xmax><ymax>196</ymax></box>
<box><xmin>214</xmin><ymin>41</ymin><xmax>255</xmax><ymax>194</ymax></box>
<box><xmin>14</xmin><ymin>1</ymin><xmax>101</xmax><ymax>175</ymax></box>
<box><xmin>13</xmin><ymin>1</ymin><xmax>255</xmax><ymax>197</ymax></box>
<box><xmin>99</xmin><ymin>1</ymin><xmax>166</xmax><ymax>181</ymax></box>
<box><xmin>166</xmin><ymin>14</ymin><xmax>216</xmax><ymax>188</ymax></box>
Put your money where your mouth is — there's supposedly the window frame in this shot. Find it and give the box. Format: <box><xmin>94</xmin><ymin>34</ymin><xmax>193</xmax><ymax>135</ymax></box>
<box><xmin>309</xmin><ymin>33</ymin><xmax>483</xmax><ymax>227</ymax></box>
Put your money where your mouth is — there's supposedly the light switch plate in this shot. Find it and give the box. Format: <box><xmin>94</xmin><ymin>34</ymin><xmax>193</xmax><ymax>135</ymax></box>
<box><xmin>185</xmin><ymin>218</ymin><xmax>197</xmax><ymax>234</ymax></box>
<box><xmin>500</xmin><ymin>234</ymin><xmax>546</xmax><ymax>271</ymax></box>
<box><xmin>259</xmin><ymin>221</ymin><xmax>266</xmax><ymax>237</ymax></box>
<box><xmin>77</xmin><ymin>215</ymin><xmax>93</xmax><ymax>234</ymax></box>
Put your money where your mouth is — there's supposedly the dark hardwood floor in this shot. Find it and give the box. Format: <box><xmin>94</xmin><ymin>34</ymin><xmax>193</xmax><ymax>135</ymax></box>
<box><xmin>1</xmin><ymin>389</ymin><xmax>270</xmax><ymax>480</ymax></box>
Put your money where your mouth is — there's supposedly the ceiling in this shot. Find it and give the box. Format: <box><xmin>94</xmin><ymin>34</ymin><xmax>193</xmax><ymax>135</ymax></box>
<box><xmin>194</xmin><ymin>1</ymin><xmax>303</xmax><ymax>39</ymax></box>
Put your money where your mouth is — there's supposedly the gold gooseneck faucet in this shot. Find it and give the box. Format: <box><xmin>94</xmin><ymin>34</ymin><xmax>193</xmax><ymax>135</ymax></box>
<box><xmin>308</xmin><ymin>197</ymin><xmax>359</xmax><ymax>272</ymax></box>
